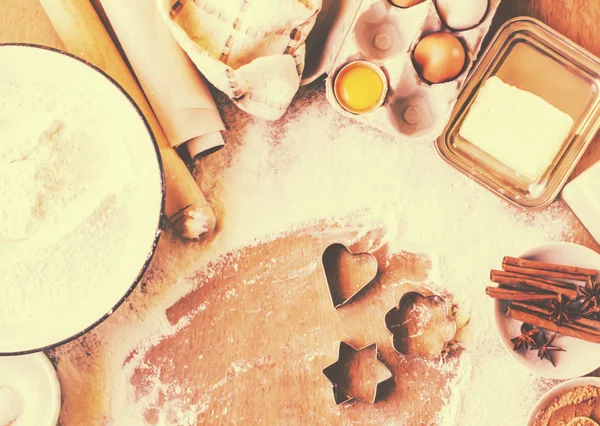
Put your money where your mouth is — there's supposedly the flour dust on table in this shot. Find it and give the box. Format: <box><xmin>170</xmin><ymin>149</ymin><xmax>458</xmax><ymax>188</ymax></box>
<box><xmin>51</xmin><ymin>85</ymin><xmax>579</xmax><ymax>425</ymax></box>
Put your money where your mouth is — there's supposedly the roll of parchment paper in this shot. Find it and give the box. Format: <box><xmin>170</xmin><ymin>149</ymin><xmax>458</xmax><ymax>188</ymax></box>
<box><xmin>99</xmin><ymin>0</ymin><xmax>226</xmax><ymax>159</ymax></box>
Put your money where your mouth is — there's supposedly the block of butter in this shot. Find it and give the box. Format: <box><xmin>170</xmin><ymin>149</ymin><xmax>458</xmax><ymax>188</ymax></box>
<box><xmin>562</xmin><ymin>161</ymin><xmax>600</xmax><ymax>244</ymax></box>
<box><xmin>459</xmin><ymin>76</ymin><xmax>574</xmax><ymax>181</ymax></box>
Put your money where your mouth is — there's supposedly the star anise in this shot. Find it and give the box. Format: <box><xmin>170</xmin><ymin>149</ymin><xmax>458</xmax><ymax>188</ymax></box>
<box><xmin>532</xmin><ymin>332</ymin><xmax>565</xmax><ymax>367</ymax></box>
<box><xmin>511</xmin><ymin>323</ymin><xmax>542</xmax><ymax>351</ymax></box>
<box><xmin>579</xmin><ymin>278</ymin><xmax>600</xmax><ymax>317</ymax></box>
<box><xmin>582</xmin><ymin>304</ymin><xmax>600</xmax><ymax>318</ymax></box>
<box><xmin>548</xmin><ymin>295</ymin><xmax>577</xmax><ymax>325</ymax></box>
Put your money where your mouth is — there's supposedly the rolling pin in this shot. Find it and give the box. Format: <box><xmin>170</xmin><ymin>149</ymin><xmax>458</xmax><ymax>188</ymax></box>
<box><xmin>38</xmin><ymin>0</ymin><xmax>217</xmax><ymax>239</ymax></box>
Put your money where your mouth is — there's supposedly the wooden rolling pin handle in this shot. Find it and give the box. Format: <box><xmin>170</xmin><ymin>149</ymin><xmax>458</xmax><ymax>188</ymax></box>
<box><xmin>39</xmin><ymin>0</ymin><xmax>216</xmax><ymax>239</ymax></box>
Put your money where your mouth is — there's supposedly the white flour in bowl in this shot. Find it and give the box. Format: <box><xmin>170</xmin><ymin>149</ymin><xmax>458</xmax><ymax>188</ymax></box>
<box><xmin>0</xmin><ymin>82</ymin><xmax>162</xmax><ymax>352</ymax></box>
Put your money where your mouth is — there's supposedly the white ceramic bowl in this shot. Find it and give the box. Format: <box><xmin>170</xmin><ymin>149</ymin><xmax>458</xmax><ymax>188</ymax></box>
<box><xmin>526</xmin><ymin>377</ymin><xmax>600</xmax><ymax>426</ymax></box>
<box><xmin>494</xmin><ymin>242</ymin><xmax>600</xmax><ymax>379</ymax></box>
<box><xmin>0</xmin><ymin>353</ymin><xmax>61</xmax><ymax>426</ymax></box>
<box><xmin>0</xmin><ymin>44</ymin><xmax>164</xmax><ymax>354</ymax></box>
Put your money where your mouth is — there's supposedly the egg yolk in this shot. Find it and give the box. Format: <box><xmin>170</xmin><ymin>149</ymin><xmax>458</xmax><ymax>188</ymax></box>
<box><xmin>335</xmin><ymin>64</ymin><xmax>385</xmax><ymax>113</ymax></box>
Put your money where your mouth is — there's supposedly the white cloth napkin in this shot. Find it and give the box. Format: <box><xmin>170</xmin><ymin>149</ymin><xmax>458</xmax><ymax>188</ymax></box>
<box><xmin>156</xmin><ymin>0</ymin><xmax>322</xmax><ymax>120</ymax></box>
<box><xmin>563</xmin><ymin>161</ymin><xmax>600</xmax><ymax>244</ymax></box>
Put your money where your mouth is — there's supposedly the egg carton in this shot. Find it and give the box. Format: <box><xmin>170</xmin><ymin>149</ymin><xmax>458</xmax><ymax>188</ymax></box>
<box><xmin>302</xmin><ymin>0</ymin><xmax>502</xmax><ymax>142</ymax></box>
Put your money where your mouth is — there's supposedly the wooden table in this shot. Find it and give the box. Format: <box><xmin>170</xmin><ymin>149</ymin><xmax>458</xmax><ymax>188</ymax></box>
<box><xmin>2</xmin><ymin>1</ymin><xmax>600</xmax><ymax>424</ymax></box>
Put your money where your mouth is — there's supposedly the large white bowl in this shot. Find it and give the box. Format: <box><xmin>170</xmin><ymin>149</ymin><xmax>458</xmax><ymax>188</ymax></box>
<box><xmin>0</xmin><ymin>44</ymin><xmax>164</xmax><ymax>354</ymax></box>
<box><xmin>494</xmin><ymin>242</ymin><xmax>600</xmax><ymax>379</ymax></box>
<box><xmin>526</xmin><ymin>377</ymin><xmax>600</xmax><ymax>425</ymax></box>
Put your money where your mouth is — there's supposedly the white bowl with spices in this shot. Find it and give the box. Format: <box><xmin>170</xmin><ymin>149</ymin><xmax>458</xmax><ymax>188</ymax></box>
<box><xmin>527</xmin><ymin>377</ymin><xmax>600</xmax><ymax>426</ymax></box>
<box><xmin>493</xmin><ymin>242</ymin><xmax>600</xmax><ymax>380</ymax></box>
<box><xmin>0</xmin><ymin>44</ymin><xmax>164</xmax><ymax>354</ymax></box>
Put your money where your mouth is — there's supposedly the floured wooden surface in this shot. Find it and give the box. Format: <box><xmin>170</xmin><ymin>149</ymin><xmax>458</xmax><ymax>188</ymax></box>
<box><xmin>133</xmin><ymin>225</ymin><xmax>454</xmax><ymax>424</ymax></box>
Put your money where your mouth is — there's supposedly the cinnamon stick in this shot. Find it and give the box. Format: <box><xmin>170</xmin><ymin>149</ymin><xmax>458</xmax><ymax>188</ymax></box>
<box><xmin>511</xmin><ymin>302</ymin><xmax>600</xmax><ymax>332</ymax></box>
<box><xmin>510</xmin><ymin>302</ymin><xmax>551</xmax><ymax>316</ymax></box>
<box><xmin>486</xmin><ymin>287</ymin><xmax>558</xmax><ymax>302</ymax></box>
<box><xmin>491</xmin><ymin>270</ymin><xmax>577</xmax><ymax>290</ymax></box>
<box><xmin>568</xmin><ymin>322</ymin><xmax>600</xmax><ymax>337</ymax></box>
<box><xmin>490</xmin><ymin>270</ymin><xmax>578</xmax><ymax>300</ymax></box>
<box><xmin>506</xmin><ymin>306</ymin><xmax>600</xmax><ymax>344</ymax></box>
<box><xmin>503</xmin><ymin>264</ymin><xmax>592</xmax><ymax>282</ymax></box>
<box><xmin>502</xmin><ymin>256</ymin><xmax>597</xmax><ymax>282</ymax></box>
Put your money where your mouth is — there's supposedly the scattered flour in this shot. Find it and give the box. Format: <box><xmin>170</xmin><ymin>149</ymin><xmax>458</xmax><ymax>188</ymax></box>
<box><xmin>406</xmin><ymin>303</ymin><xmax>433</xmax><ymax>338</ymax></box>
<box><xmin>51</xmin><ymin>85</ymin><xmax>582</xmax><ymax>424</ymax></box>
<box><xmin>194</xmin><ymin>84</ymin><xmax>575</xmax><ymax>423</ymax></box>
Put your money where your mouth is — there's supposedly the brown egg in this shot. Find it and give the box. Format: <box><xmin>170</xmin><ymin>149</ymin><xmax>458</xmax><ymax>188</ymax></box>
<box><xmin>413</xmin><ymin>32</ymin><xmax>467</xmax><ymax>84</ymax></box>
<box><xmin>388</xmin><ymin>0</ymin><xmax>426</xmax><ymax>8</ymax></box>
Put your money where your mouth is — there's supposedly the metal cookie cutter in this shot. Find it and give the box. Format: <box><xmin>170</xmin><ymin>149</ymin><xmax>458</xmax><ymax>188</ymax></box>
<box><xmin>323</xmin><ymin>341</ymin><xmax>393</xmax><ymax>405</ymax></box>
<box><xmin>321</xmin><ymin>243</ymin><xmax>378</xmax><ymax>309</ymax></box>
<box><xmin>385</xmin><ymin>291</ymin><xmax>456</xmax><ymax>358</ymax></box>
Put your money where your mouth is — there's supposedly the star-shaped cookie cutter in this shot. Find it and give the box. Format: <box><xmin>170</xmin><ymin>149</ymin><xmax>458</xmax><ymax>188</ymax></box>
<box><xmin>322</xmin><ymin>341</ymin><xmax>393</xmax><ymax>404</ymax></box>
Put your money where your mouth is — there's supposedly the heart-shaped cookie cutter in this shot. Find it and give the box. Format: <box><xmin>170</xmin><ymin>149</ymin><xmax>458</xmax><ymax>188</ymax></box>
<box><xmin>385</xmin><ymin>291</ymin><xmax>456</xmax><ymax>358</ymax></box>
<box><xmin>322</xmin><ymin>341</ymin><xmax>393</xmax><ymax>405</ymax></box>
<box><xmin>321</xmin><ymin>243</ymin><xmax>379</xmax><ymax>309</ymax></box>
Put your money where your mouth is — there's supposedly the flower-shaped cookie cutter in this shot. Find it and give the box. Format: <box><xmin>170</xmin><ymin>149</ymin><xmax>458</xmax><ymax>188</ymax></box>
<box><xmin>323</xmin><ymin>341</ymin><xmax>393</xmax><ymax>405</ymax></box>
<box><xmin>321</xmin><ymin>243</ymin><xmax>378</xmax><ymax>309</ymax></box>
<box><xmin>385</xmin><ymin>291</ymin><xmax>456</xmax><ymax>358</ymax></box>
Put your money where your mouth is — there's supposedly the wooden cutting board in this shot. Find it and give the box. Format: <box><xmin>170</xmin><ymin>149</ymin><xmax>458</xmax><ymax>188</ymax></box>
<box><xmin>1</xmin><ymin>0</ymin><xmax>600</xmax><ymax>424</ymax></box>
